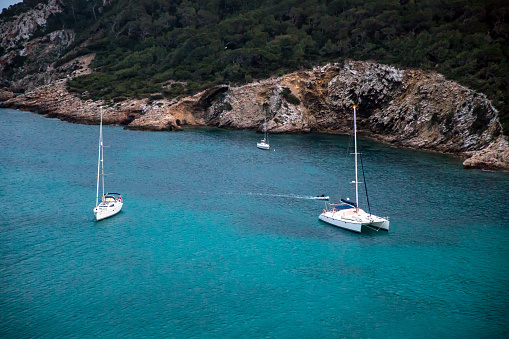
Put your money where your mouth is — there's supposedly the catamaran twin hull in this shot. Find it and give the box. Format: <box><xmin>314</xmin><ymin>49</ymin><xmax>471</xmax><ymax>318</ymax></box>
<box><xmin>319</xmin><ymin>210</ymin><xmax>389</xmax><ymax>233</ymax></box>
<box><xmin>319</xmin><ymin>105</ymin><xmax>390</xmax><ymax>234</ymax></box>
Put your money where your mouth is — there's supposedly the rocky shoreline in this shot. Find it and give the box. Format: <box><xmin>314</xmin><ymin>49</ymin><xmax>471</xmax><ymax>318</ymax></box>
<box><xmin>1</xmin><ymin>61</ymin><xmax>508</xmax><ymax>172</ymax></box>
<box><xmin>1</xmin><ymin>0</ymin><xmax>508</xmax><ymax>172</ymax></box>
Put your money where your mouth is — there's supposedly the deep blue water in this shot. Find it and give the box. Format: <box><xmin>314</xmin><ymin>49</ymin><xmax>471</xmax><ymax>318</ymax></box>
<box><xmin>1</xmin><ymin>108</ymin><xmax>508</xmax><ymax>338</ymax></box>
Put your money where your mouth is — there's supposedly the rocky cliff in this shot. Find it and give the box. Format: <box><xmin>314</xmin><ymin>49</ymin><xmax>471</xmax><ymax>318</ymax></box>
<box><xmin>0</xmin><ymin>0</ymin><xmax>74</xmax><ymax>91</ymax></box>
<box><xmin>2</xmin><ymin>60</ymin><xmax>508</xmax><ymax>171</ymax></box>
<box><xmin>0</xmin><ymin>0</ymin><xmax>62</xmax><ymax>49</ymax></box>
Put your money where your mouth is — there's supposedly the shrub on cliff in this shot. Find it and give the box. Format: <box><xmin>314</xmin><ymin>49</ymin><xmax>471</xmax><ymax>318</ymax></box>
<box><xmin>282</xmin><ymin>87</ymin><xmax>300</xmax><ymax>106</ymax></box>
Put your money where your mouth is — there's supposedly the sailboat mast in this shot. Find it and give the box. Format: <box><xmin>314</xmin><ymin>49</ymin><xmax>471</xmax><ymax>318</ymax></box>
<box><xmin>96</xmin><ymin>109</ymin><xmax>102</xmax><ymax>206</ymax></box>
<box><xmin>353</xmin><ymin>105</ymin><xmax>359</xmax><ymax>211</ymax></box>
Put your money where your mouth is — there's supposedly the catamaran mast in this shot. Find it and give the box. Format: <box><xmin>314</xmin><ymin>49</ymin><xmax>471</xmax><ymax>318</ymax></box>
<box><xmin>353</xmin><ymin>105</ymin><xmax>359</xmax><ymax>211</ymax></box>
<box><xmin>96</xmin><ymin>109</ymin><xmax>103</xmax><ymax>207</ymax></box>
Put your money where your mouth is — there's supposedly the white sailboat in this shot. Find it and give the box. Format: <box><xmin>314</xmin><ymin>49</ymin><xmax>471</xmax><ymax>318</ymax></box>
<box><xmin>257</xmin><ymin>118</ymin><xmax>270</xmax><ymax>150</ymax></box>
<box><xmin>319</xmin><ymin>105</ymin><xmax>389</xmax><ymax>233</ymax></box>
<box><xmin>93</xmin><ymin>108</ymin><xmax>123</xmax><ymax>221</ymax></box>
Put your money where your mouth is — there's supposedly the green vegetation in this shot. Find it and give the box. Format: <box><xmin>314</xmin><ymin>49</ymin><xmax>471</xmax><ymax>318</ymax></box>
<box><xmin>2</xmin><ymin>0</ymin><xmax>508</xmax><ymax>133</ymax></box>
<box><xmin>282</xmin><ymin>87</ymin><xmax>301</xmax><ymax>105</ymax></box>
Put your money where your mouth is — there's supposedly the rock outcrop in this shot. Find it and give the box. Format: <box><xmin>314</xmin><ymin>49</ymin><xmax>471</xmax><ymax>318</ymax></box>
<box><xmin>0</xmin><ymin>0</ymin><xmax>76</xmax><ymax>91</ymax></box>
<box><xmin>0</xmin><ymin>78</ymin><xmax>181</xmax><ymax>130</ymax></box>
<box><xmin>462</xmin><ymin>137</ymin><xmax>509</xmax><ymax>171</ymax></box>
<box><xmin>0</xmin><ymin>0</ymin><xmax>63</xmax><ymax>49</ymax></box>
<box><xmin>0</xmin><ymin>88</ymin><xmax>14</xmax><ymax>101</ymax></box>
<box><xmin>1</xmin><ymin>60</ymin><xmax>508</xmax><ymax>171</ymax></box>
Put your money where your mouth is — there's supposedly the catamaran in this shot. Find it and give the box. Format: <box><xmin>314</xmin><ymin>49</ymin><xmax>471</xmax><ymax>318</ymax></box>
<box><xmin>257</xmin><ymin>117</ymin><xmax>270</xmax><ymax>150</ymax></box>
<box><xmin>93</xmin><ymin>108</ymin><xmax>123</xmax><ymax>221</ymax></box>
<box><xmin>319</xmin><ymin>106</ymin><xmax>389</xmax><ymax>233</ymax></box>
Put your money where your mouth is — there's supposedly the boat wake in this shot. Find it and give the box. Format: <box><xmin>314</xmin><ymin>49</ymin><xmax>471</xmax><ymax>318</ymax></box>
<box><xmin>219</xmin><ymin>191</ymin><xmax>321</xmax><ymax>200</ymax></box>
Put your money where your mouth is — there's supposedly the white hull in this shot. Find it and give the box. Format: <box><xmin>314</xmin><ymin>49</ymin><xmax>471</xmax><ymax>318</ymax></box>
<box><xmin>319</xmin><ymin>209</ymin><xmax>389</xmax><ymax>233</ymax></box>
<box><xmin>319</xmin><ymin>106</ymin><xmax>390</xmax><ymax>234</ymax></box>
<box><xmin>257</xmin><ymin>142</ymin><xmax>270</xmax><ymax>150</ymax></box>
<box><xmin>94</xmin><ymin>201</ymin><xmax>123</xmax><ymax>221</ymax></box>
<box><xmin>94</xmin><ymin>109</ymin><xmax>123</xmax><ymax>221</ymax></box>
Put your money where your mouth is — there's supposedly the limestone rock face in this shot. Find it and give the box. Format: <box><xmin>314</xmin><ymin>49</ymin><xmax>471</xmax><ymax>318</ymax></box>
<box><xmin>204</xmin><ymin>75</ymin><xmax>313</xmax><ymax>133</ymax></box>
<box><xmin>0</xmin><ymin>0</ymin><xmax>63</xmax><ymax>49</ymax></box>
<box><xmin>0</xmin><ymin>88</ymin><xmax>14</xmax><ymax>101</ymax></box>
<box><xmin>0</xmin><ymin>79</ymin><xmax>182</xmax><ymax>131</ymax></box>
<box><xmin>6</xmin><ymin>29</ymin><xmax>75</xmax><ymax>91</ymax></box>
<box><xmin>463</xmin><ymin>137</ymin><xmax>509</xmax><ymax>171</ymax></box>
<box><xmin>0</xmin><ymin>0</ymin><xmax>76</xmax><ymax>91</ymax></box>
<box><xmin>125</xmin><ymin>100</ymin><xmax>182</xmax><ymax>131</ymax></box>
<box><xmin>367</xmin><ymin>69</ymin><xmax>501</xmax><ymax>153</ymax></box>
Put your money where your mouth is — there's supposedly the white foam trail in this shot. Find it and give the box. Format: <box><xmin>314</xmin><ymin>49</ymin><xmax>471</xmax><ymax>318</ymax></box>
<box><xmin>218</xmin><ymin>191</ymin><xmax>315</xmax><ymax>200</ymax></box>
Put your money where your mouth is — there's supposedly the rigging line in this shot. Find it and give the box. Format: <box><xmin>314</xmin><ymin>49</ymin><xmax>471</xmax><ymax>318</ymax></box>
<box><xmin>343</xmin><ymin>133</ymin><xmax>352</xmax><ymax>169</ymax></box>
<box><xmin>341</xmin><ymin>132</ymin><xmax>352</xmax><ymax>199</ymax></box>
<box><xmin>359</xmin><ymin>149</ymin><xmax>372</xmax><ymax>216</ymax></box>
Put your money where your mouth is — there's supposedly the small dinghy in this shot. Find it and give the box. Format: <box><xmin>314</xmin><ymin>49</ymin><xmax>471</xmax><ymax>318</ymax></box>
<box><xmin>312</xmin><ymin>195</ymin><xmax>329</xmax><ymax>200</ymax></box>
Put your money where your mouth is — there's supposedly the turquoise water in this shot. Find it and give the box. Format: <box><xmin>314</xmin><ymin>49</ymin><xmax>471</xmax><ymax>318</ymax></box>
<box><xmin>1</xmin><ymin>108</ymin><xmax>508</xmax><ymax>338</ymax></box>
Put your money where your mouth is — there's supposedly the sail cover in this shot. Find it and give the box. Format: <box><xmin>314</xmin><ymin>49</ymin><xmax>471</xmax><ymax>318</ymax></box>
<box><xmin>340</xmin><ymin>199</ymin><xmax>357</xmax><ymax>207</ymax></box>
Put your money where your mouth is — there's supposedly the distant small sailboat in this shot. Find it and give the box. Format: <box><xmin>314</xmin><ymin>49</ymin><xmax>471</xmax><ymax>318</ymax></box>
<box><xmin>257</xmin><ymin>117</ymin><xmax>270</xmax><ymax>150</ymax></box>
<box><xmin>319</xmin><ymin>105</ymin><xmax>389</xmax><ymax>233</ymax></box>
<box><xmin>93</xmin><ymin>108</ymin><xmax>123</xmax><ymax>221</ymax></box>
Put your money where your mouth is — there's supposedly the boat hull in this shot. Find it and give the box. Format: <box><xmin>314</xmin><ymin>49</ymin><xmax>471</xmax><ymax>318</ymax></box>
<box><xmin>369</xmin><ymin>219</ymin><xmax>390</xmax><ymax>231</ymax></box>
<box><xmin>312</xmin><ymin>196</ymin><xmax>329</xmax><ymax>200</ymax></box>
<box><xmin>318</xmin><ymin>106</ymin><xmax>390</xmax><ymax>234</ymax></box>
<box><xmin>319</xmin><ymin>212</ymin><xmax>362</xmax><ymax>233</ymax></box>
<box><xmin>257</xmin><ymin>142</ymin><xmax>270</xmax><ymax>150</ymax></box>
<box><xmin>94</xmin><ymin>202</ymin><xmax>123</xmax><ymax>221</ymax></box>
<box><xmin>319</xmin><ymin>212</ymin><xmax>389</xmax><ymax>233</ymax></box>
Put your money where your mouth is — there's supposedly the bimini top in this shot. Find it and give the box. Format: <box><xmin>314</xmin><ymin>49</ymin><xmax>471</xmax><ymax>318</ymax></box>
<box><xmin>328</xmin><ymin>202</ymin><xmax>356</xmax><ymax>210</ymax></box>
<box><xmin>103</xmin><ymin>193</ymin><xmax>122</xmax><ymax>201</ymax></box>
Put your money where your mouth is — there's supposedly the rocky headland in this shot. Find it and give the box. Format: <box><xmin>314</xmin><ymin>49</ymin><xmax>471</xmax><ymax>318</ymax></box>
<box><xmin>2</xmin><ymin>60</ymin><xmax>508</xmax><ymax>171</ymax></box>
<box><xmin>1</xmin><ymin>1</ymin><xmax>507</xmax><ymax>171</ymax></box>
